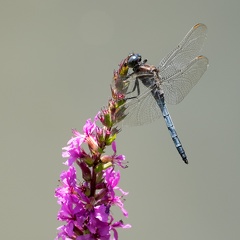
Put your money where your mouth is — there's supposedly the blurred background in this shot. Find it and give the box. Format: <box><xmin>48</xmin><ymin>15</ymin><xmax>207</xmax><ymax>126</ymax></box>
<box><xmin>0</xmin><ymin>0</ymin><xmax>239</xmax><ymax>239</ymax></box>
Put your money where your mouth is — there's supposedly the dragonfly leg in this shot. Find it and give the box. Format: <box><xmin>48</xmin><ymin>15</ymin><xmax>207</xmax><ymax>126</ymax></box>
<box><xmin>124</xmin><ymin>78</ymin><xmax>141</xmax><ymax>100</ymax></box>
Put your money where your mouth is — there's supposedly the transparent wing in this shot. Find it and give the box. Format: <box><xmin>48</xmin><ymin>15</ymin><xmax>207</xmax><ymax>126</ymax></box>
<box><xmin>158</xmin><ymin>23</ymin><xmax>208</xmax><ymax>104</ymax></box>
<box><xmin>159</xmin><ymin>23</ymin><xmax>207</xmax><ymax>71</ymax></box>
<box><xmin>120</xmin><ymin>81</ymin><xmax>162</xmax><ymax>126</ymax></box>
<box><xmin>112</xmin><ymin>71</ymin><xmax>161</xmax><ymax>126</ymax></box>
<box><xmin>162</xmin><ymin>56</ymin><xmax>208</xmax><ymax>104</ymax></box>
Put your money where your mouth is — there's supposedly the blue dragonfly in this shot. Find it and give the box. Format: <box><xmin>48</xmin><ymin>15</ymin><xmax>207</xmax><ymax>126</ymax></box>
<box><xmin>112</xmin><ymin>23</ymin><xmax>209</xmax><ymax>164</ymax></box>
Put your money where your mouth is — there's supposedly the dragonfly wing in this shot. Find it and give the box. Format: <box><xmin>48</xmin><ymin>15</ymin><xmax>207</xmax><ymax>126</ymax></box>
<box><xmin>120</xmin><ymin>80</ymin><xmax>162</xmax><ymax>126</ymax></box>
<box><xmin>162</xmin><ymin>56</ymin><xmax>209</xmax><ymax>104</ymax></box>
<box><xmin>159</xmin><ymin>23</ymin><xmax>207</xmax><ymax>71</ymax></box>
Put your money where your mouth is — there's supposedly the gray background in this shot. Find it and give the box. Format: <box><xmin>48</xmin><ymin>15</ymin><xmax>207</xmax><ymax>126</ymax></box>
<box><xmin>0</xmin><ymin>0</ymin><xmax>239</xmax><ymax>239</ymax></box>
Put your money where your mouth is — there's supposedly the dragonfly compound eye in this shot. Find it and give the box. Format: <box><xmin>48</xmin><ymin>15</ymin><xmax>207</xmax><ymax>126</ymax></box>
<box><xmin>127</xmin><ymin>54</ymin><xmax>142</xmax><ymax>68</ymax></box>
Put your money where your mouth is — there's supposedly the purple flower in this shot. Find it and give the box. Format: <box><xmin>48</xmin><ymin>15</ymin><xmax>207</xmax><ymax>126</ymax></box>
<box><xmin>62</xmin><ymin>130</ymin><xmax>86</xmax><ymax>166</ymax></box>
<box><xmin>83</xmin><ymin>118</ymin><xmax>97</xmax><ymax>136</ymax></box>
<box><xmin>62</xmin><ymin>117</ymin><xmax>100</xmax><ymax>166</ymax></box>
<box><xmin>111</xmin><ymin>141</ymin><xmax>126</xmax><ymax>168</ymax></box>
<box><xmin>110</xmin><ymin>220</ymin><xmax>132</xmax><ymax>240</ymax></box>
<box><xmin>104</xmin><ymin>168</ymin><xmax>129</xmax><ymax>217</ymax></box>
<box><xmin>55</xmin><ymin>166</ymin><xmax>77</xmax><ymax>204</ymax></box>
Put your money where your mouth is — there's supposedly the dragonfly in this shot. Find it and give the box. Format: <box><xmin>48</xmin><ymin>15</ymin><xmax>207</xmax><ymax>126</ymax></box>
<box><xmin>111</xmin><ymin>23</ymin><xmax>209</xmax><ymax>164</ymax></box>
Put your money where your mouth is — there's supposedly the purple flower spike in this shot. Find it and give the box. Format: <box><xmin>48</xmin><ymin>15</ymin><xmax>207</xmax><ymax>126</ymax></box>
<box><xmin>55</xmin><ymin>56</ymin><xmax>134</xmax><ymax>239</ymax></box>
<box><xmin>56</xmin><ymin>105</ymin><xmax>131</xmax><ymax>239</ymax></box>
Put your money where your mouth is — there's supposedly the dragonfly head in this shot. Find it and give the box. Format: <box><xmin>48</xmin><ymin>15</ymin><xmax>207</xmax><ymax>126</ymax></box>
<box><xmin>127</xmin><ymin>53</ymin><xmax>142</xmax><ymax>69</ymax></box>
